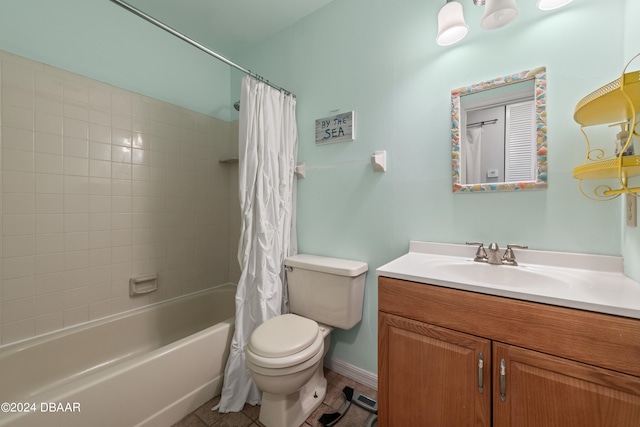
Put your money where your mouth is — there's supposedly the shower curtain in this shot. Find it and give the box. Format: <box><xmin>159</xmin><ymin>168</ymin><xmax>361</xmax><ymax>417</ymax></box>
<box><xmin>218</xmin><ymin>76</ymin><xmax>298</xmax><ymax>412</ymax></box>
<box><xmin>465</xmin><ymin>126</ymin><xmax>483</xmax><ymax>184</ymax></box>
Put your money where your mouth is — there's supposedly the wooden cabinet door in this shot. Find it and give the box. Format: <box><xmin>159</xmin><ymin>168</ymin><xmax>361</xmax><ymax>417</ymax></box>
<box><xmin>378</xmin><ymin>312</ymin><xmax>491</xmax><ymax>427</ymax></box>
<box><xmin>493</xmin><ymin>342</ymin><xmax>640</xmax><ymax>427</ymax></box>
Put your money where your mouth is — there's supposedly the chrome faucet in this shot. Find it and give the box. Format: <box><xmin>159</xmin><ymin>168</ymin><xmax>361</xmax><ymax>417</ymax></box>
<box><xmin>466</xmin><ymin>242</ymin><xmax>528</xmax><ymax>266</ymax></box>
<box><xmin>466</xmin><ymin>241</ymin><xmax>487</xmax><ymax>262</ymax></box>
<box><xmin>486</xmin><ymin>243</ymin><xmax>502</xmax><ymax>265</ymax></box>
<box><xmin>501</xmin><ymin>244</ymin><xmax>528</xmax><ymax>266</ymax></box>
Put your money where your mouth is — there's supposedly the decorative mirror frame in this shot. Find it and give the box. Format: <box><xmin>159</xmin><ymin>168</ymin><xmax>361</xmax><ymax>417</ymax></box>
<box><xmin>451</xmin><ymin>67</ymin><xmax>548</xmax><ymax>193</ymax></box>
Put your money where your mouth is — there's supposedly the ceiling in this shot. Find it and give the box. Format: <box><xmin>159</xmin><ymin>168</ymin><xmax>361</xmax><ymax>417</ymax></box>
<box><xmin>122</xmin><ymin>0</ymin><xmax>337</xmax><ymax>57</ymax></box>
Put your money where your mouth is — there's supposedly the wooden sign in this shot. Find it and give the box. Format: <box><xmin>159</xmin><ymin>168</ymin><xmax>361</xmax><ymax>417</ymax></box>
<box><xmin>315</xmin><ymin>111</ymin><xmax>355</xmax><ymax>145</ymax></box>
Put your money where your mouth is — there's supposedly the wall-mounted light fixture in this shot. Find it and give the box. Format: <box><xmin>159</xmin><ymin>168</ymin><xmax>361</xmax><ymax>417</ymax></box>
<box><xmin>536</xmin><ymin>0</ymin><xmax>573</xmax><ymax>10</ymax></box>
<box><xmin>436</xmin><ymin>0</ymin><xmax>574</xmax><ymax>46</ymax></box>
<box><xmin>436</xmin><ymin>1</ymin><xmax>469</xmax><ymax>46</ymax></box>
<box><xmin>481</xmin><ymin>0</ymin><xmax>518</xmax><ymax>30</ymax></box>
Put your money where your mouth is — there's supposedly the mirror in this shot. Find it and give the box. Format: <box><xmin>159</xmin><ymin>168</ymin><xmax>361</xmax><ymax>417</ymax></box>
<box><xmin>451</xmin><ymin>67</ymin><xmax>548</xmax><ymax>193</ymax></box>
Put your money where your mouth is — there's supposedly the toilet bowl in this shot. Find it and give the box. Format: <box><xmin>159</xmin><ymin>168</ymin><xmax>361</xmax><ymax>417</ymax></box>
<box><xmin>245</xmin><ymin>314</ymin><xmax>332</xmax><ymax>427</ymax></box>
<box><xmin>245</xmin><ymin>254</ymin><xmax>368</xmax><ymax>427</ymax></box>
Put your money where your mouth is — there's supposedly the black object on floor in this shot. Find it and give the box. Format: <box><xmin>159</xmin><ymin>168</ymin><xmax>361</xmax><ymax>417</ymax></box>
<box><xmin>318</xmin><ymin>386</ymin><xmax>378</xmax><ymax>427</ymax></box>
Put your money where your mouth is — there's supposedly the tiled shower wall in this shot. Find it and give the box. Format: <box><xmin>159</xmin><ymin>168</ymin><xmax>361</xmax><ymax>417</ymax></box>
<box><xmin>0</xmin><ymin>51</ymin><xmax>240</xmax><ymax>345</ymax></box>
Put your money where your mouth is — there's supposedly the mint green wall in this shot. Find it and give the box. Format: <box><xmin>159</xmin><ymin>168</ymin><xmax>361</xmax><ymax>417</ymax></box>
<box><xmin>0</xmin><ymin>0</ymin><xmax>233</xmax><ymax>121</ymax></box>
<box><xmin>1</xmin><ymin>0</ymin><xmax>637</xmax><ymax>377</ymax></box>
<box><xmin>232</xmin><ymin>0</ymin><xmax>633</xmax><ymax>374</ymax></box>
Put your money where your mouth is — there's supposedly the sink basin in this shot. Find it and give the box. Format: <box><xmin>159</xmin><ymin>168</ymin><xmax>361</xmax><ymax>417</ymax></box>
<box><xmin>377</xmin><ymin>241</ymin><xmax>640</xmax><ymax>320</ymax></box>
<box><xmin>425</xmin><ymin>259</ymin><xmax>572</xmax><ymax>289</ymax></box>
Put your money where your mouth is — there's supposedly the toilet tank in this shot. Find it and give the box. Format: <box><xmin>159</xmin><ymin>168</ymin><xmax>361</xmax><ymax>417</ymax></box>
<box><xmin>284</xmin><ymin>254</ymin><xmax>368</xmax><ymax>330</ymax></box>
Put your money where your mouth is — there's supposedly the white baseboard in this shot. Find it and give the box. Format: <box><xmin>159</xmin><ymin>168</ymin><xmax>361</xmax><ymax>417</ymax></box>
<box><xmin>325</xmin><ymin>357</ymin><xmax>377</xmax><ymax>391</ymax></box>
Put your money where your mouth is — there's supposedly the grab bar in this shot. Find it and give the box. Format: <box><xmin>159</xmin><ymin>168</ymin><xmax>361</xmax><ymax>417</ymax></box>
<box><xmin>129</xmin><ymin>275</ymin><xmax>158</xmax><ymax>296</ymax></box>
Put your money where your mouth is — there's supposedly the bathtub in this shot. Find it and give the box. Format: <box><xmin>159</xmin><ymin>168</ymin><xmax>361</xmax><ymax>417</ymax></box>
<box><xmin>0</xmin><ymin>283</ymin><xmax>236</xmax><ymax>427</ymax></box>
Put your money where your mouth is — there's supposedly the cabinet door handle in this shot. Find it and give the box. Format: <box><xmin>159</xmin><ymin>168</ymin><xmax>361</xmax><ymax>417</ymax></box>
<box><xmin>477</xmin><ymin>353</ymin><xmax>484</xmax><ymax>394</ymax></box>
<box><xmin>500</xmin><ymin>358</ymin><xmax>507</xmax><ymax>402</ymax></box>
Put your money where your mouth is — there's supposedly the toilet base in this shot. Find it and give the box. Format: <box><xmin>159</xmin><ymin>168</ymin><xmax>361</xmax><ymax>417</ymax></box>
<box><xmin>258</xmin><ymin>363</ymin><xmax>327</xmax><ymax>427</ymax></box>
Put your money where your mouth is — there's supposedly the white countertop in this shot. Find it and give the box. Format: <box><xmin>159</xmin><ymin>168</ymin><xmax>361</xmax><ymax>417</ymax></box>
<box><xmin>376</xmin><ymin>241</ymin><xmax>640</xmax><ymax>319</ymax></box>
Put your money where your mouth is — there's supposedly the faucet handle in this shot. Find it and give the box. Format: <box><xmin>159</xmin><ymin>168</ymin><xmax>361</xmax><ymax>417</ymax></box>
<box><xmin>507</xmin><ymin>244</ymin><xmax>528</xmax><ymax>250</ymax></box>
<box><xmin>502</xmin><ymin>244</ymin><xmax>528</xmax><ymax>266</ymax></box>
<box><xmin>466</xmin><ymin>241</ymin><xmax>487</xmax><ymax>262</ymax></box>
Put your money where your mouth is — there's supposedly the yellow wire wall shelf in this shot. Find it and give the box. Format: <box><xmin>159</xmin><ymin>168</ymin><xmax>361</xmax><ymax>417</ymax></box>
<box><xmin>573</xmin><ymin>155</ymin><xmax>640</xmax><ymax>180</ymax></box>
<box><xmin>572</xmin><ymin>57</ymin><xmax>640</xmax><ymax>200</ymax></box>
<box><xmin>574</xmin><ymin>71</ymin><xmax>640</xmax><ymax>126</ymax></box>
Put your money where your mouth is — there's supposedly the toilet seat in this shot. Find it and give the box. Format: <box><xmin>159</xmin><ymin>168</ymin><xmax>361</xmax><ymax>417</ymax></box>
<box><xmin>247</xmin><ymin>314</ymin><xmax>323</xmax><ymax>370</ymax></box>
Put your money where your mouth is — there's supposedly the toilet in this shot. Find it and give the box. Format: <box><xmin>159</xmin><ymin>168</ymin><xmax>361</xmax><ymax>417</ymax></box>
<box><xmin>245</xmin><ymin>254</ymin><xmax>368</xmax><ymax>427</ymax></box>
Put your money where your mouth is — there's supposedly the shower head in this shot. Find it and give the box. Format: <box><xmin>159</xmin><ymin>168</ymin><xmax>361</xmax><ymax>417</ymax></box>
<box><xmin>233</xmin><ymin>101</ymin><xmax>240</xmax><ymax>111</ymax></box>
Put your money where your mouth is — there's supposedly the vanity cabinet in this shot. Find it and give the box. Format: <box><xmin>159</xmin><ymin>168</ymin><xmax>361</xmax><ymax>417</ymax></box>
<box><xmin>379</xmin><ymin>312</ymin><xmax>491</xmax><ymax>426</ymax></box>
<box><xmin>378</xmin><ymin>276</ymin><xmax>640</xmax><ymax>427</ymax></box>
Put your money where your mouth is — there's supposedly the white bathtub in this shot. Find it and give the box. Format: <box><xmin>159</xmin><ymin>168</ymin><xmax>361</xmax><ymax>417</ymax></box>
<box><xmin>0</xmin><ymin>283</ymin><xmax>236</xmax><ymax>427</ymax></box>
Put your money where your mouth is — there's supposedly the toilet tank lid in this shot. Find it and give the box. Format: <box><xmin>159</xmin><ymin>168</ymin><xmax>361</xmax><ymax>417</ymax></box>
<box><xmin>285</xmin><ymin>254</ymin><xmax>368</xmax><ymax>277</ymax></box>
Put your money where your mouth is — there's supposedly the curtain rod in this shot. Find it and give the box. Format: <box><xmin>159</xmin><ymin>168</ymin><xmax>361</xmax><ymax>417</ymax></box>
<box><xmin>109</xmin><ymin>0</ymin><xmax>294</xmax><ymax>97</ymax></box>
<box><xmin>467</xmin><ymin>119</ymin><xmax>498</xmax><ymax>128</ymax></box>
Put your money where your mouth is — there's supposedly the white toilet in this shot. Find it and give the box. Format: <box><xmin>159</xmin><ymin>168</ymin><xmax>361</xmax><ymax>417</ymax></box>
<box><xmin>245</xmin><ymin>254</ymin><xmax>368</xmax><ymax>427</ymax></box>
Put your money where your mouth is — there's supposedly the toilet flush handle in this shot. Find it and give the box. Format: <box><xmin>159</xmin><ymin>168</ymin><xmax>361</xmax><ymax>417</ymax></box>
<box><xmin>285</xmin><ymin>265</ymin><xmax>293</xmax><ymax>272</ymax></box>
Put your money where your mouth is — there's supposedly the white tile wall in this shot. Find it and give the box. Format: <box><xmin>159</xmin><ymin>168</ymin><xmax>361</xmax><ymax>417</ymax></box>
<box><xmin>0</xmin><ymin>51</ymin><xmax>238</xmax><ymax>345</ymax></box>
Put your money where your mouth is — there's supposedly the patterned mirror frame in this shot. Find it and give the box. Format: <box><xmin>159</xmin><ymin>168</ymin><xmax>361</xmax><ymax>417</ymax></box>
<box><xmin>451</xmin><ymin>67</ymin><xmax>548</xmax><ymax>193</ymax></box>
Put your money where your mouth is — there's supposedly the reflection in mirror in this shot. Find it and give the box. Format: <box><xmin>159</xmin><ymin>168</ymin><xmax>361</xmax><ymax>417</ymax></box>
<box><xmin>451</xmin><ymin>67</ymin><xmax>548</xmax><ymax>193</ymax></box>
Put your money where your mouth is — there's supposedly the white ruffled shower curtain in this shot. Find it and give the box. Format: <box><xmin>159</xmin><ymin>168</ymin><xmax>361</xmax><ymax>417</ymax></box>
<box><xmin>465</xmin><ymin>126</ymin><xmax>483</xmax><ymax>184</ymax></box>
<box><xmin>218</xmin><ymin>76</ymin><xmax>298</xmax><ymax>412</ymax></box>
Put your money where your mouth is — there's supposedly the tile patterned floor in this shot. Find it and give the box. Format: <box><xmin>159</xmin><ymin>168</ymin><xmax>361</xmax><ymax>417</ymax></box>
<box><xmin>172</xmin><ymin>368</ymin><xmax>377</xmax><ymax>427</ymax></box>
